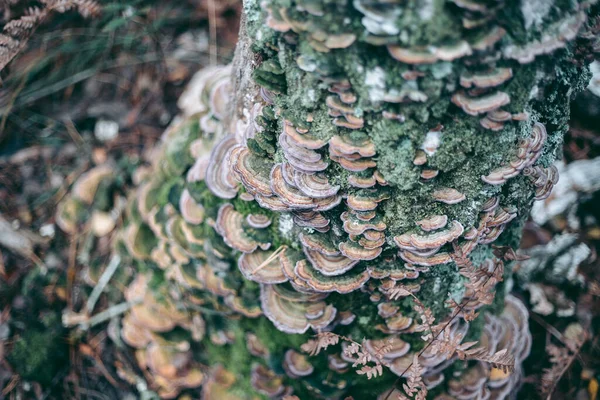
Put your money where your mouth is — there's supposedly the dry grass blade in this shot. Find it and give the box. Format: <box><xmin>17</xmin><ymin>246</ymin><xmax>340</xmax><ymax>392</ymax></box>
<box><xmin>463</xmin><ymin>347</ymin><xmax>515</xmax><ymax>373</ymax></box>
<box><xmin>0</xmin><ymin>0</ymin><xmax>101</xmax><ymax>73</ymax></box>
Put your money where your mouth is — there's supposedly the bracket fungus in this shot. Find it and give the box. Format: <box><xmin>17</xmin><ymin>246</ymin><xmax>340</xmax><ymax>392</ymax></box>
<box><xmin>53</xmin><ymin>1</ymin><xmax>598</xmax><ymax>397</ymax></box>
<box><xmin>260</xmin><ymin>283</ymin><xmax>337</xmax><ymax>334</ymax></box>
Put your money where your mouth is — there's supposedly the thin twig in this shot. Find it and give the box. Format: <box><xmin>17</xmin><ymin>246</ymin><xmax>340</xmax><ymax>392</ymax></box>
<box><xmin>86</xmin><ymin>254</ymin><xmax>121</xmax><ymax>314</ymax></box>
<box><xmin>543</xmin><ymin>338</ymin><xmax>587</xmax><ymax>400</ymax></box>
<box><xmin>87</xmin><ymin>301</ymin><xmax>135</xmax><ymax>327</ymax></box>
<box><xmin>250</xmin><ymin>245</ymin><xmax>287</xmax><ymax>274</ymax></box>
<box><xmin>529</xmin><ymin>311</ymin><xmax>567</xmax><ymax>345</ymax></box>
<box><xmin>207</xmin><ymin>0</ymin><xmax>218</xmax><ymax>66</ymax></box>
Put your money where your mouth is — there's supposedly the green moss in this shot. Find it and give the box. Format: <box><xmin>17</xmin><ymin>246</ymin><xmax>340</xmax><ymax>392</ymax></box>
<box><xmin>394</xmin><ymin>0</ymin><xmax>464</xmax><ymax>46</ymax></box>
<box><xmin>504</xmin><ymin>63</ymin><xmax>538</xmax><ymax>114</ymax></box>
<box><xmin>162</xmin><ymin>120</ymin><xmax>200</xmax><ymax>177</ymax></box>
<box><xmin>8</xmin><ymin>320</ymin><xmax>68</xmax><ymax>386</ymax></box>
<box><xmin>186</xmin><ymin>180</ymin><xmax>224</xmax><ymax>219</ymax></box>
<box><xmin>369</xmin><ymin>119</ymin><xmax>421</xmax><ymax>189</ymax></box>
<box><xmin>253</xmin><ymin>59</ymin><xmax>288</xmax><ymax>94</ymax></box>
<box><xmin>202</xmin><ymin>325</ymin><xmax>268</xmax><ymax>400</ymax></box>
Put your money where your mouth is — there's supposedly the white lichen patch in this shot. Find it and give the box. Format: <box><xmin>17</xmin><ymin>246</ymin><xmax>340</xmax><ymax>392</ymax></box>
<box><xmin>365</xmin><ymin>67</ymin><xmax>387</xmax><ymax>102</ymax></box>
<box><xmin>354</xmin><ymin>0</ymin><xmax>401</xmax><ymax>35</ymax></box>
<box><xmin>421</xmin><ymin>130</ymin><xmax>441</xmax><ymax>156</ymax></box>
<box><xmin>553</xmin><ymin>242</ymin><xmax>589</xmax><ymax>283</ymax></box>
<box><xmin>278</xmin><ymin>213</ymin><xmax>294</xmax><ymax>237</ymax></box>
<box><xmin>432</xmin><ymin>276</ymin><xmax>441</xmax><ymax>293</ymax></box>
<box><xmin>588</xmin><ymin>60</ymin><xmax>600</xmax><ymax>97</ymax></box>
<box><xmin>520</xmin><ymin>0</ymin><xmax>553</xmax><ymax>30</ymax></box>
<box><xmin>430</xmin><ymin>62</ymin><xmax>453</xmax><ymax>80</ymax></box>
<box><xmin>417</xmin><ymin>0</ymin><xmax>435</xmax><ymax>21</ymax></box>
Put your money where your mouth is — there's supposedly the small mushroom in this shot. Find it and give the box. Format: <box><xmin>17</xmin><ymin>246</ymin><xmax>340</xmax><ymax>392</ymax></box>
<box><xmin>432</xmin><ymin>188</ymin><xmax>466</xmax><ymax>204</ymax></box>
<box><xmin>246</xmin><ymin>333</ymin><xmax>270</xmax><ymax>358</ymax></box>
<box><xmin>365</xmin><ymin>336</ymin><xmax>411</xmax><ymax>360</ymax></box>
<box><xmin>294</xmin><ymin>171</ymin><xmax>340</xmax><ymax>198</ymax></box>
<box><xmin>270</xmin><ymin>164</ymin><xmax>315</xmax><ymax>209</ymax></box>
<box><xmin>250</xmin><ymin>364</ymin><xmax>286</xmax><ymax>397</ymax></box>
<box><xmin>283</xmin><ymin>122</ymin><xmax>327</xmax><ymax>150</ymax></box>
<box><xmin>460</xmin><ymin>67</ymin><xmax>513</xmax><ymax>89</ymax></box>
<box><xmin>378</xmin><ymin>302</ymin><xmax>399</xmax><ymax>318</ymax></box>
<box><xmin>72</xmin><ymin>165</ymin><xmax>114</xmax><ymax>204</ymax></box>
<box><xmin>233</xmin><ymin>147</ymin><xmax>273</xmax><ymax>197</ymax></box>
<box><xmin>420</xmin><ymin>169</ymin><xmax>439</xmax><ymax>180</ymax></box>
<box><xmin>303</xmin><ymin>245</ymin><xmax>359</xmax><ymax>276</ymax></box>
<box><xmin>324</xmin><ymin>33</ymin><xmax>357</xmax><ymax>49</ymax></box>
<box><xmin>451</xmin><ymin>91</ymin><xmax>510</xmax><ymax>116</ymax></box>
<box><xmin>283</xmin><ymin>349</ymin><xmax>314</xmax><ymax>378</ymax></box>
<box><xmin>246</xmin><ymin>214</ymin><xmax>272</xmax><ymax>229</ymax></box>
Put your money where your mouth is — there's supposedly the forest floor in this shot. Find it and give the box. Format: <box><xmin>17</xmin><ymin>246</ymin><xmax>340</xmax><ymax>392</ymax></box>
<box><xmin>0</xmin><ymin>2</ymin><xmax>599</xmax><ymax>400</ymax></box>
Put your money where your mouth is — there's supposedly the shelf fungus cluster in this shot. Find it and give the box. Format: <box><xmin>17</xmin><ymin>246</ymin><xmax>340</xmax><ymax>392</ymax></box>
<box><xmin>55</xmin><ymin>0</ymin><xmax>596</xmax><ymax>398</ymax></box>
<box><xmin>442</xmin><ymin>296</ymin><xmax>532</xmax><ymax>399</ymax></box>
<box><xmin>56</xmin><ymin>164</ymin><xmax>118</xmax><ymax>236</ymax></box>
<box><xmin>121</xmin><ymin>275</ymin><xmax>205</xmax><ymax>399</ymax></box>
<box><xmin>379</xmin><ymin>296</ymin><xmax>532</xmax><ymax>399</ymax></box>
<box><xmin>481</xmin><ymin>122</ymin><xmax>549</xmax><ymax>186</ymax></box>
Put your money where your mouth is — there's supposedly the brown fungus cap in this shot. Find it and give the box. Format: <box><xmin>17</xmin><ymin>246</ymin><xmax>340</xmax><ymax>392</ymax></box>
<box><xmin>250</xmin><ymin>364</ymin><xmax>286</xmax><ymax>397</ymax></box>
<box><xmin>179</xmin><ymin>189</ymin><xmax>205</xmax><ymax>225</ymax></box>
<box><xmin>294</xmin><ymin>259</ymin><xmax>370</xmax><ymax>293</ymax></box>
<box><xmin>270</xmin><ymin>164</ymin><xmax>316</xmax><ymax>209</ymax></box>
<box><xmin>260</xmin><ymin>283</ymin><xmax>337</xmax><ymax>334</ymax></box>
<box><xmin>201</xmin><ymin>366</ymin><xmax>240</xmax><ymax>400</ymax></box>
<box><xmin>283</xmin><ymin>121</ymin><xmax>327</xmax><ymax>150</ymax></box>
<box><xmin>246</xmin><ymin>333</ymin><xmax>270</xmax><ymax>358</ymax></box>
<box><xmin>238</xmin><ymin>249</ymin><xmax>288</xmax><ymax>284</ymax></box>
<box><xmin>205</xmin><ymin>135</ymin><xmax>240</xmax><ymax>199</ymax></box>
<box><xmin>341</xmin><ymin>211</ymin><xmax>386</xmax><ymax>235</ymax></box>
<box><xmin>339</xmin><ymin>240</ymin><xmax>383</xmax><ymax>261</ymax></box>
<box><xmin>396</xmin><ymin>220</ymin><xmax>464</xmax><ymax>250</ymax></box>
<box><xmin>432</xmin><ymin>188</ymin><xmax>466</xmax><ymax>204</ymax></box>
<box><xmin>215</xmin><ymin>203</ymin><xmax>260</xmax><ymax>253</ymax></box>
<box><xmin>329</xmin><ymin>134</ymin><xmax>376</xmax><ymax>157</ymax></box>
<box><xmin>365</xmin><ymin>336</ymin><xmax>411</xmax><ymax>360</ymax></box>
<box><xmin>283</xmin><ymin>349</ymin><xmax>315</xmax><ymax>378</ymax></box>
<box><xmin>72</xmin><ymin>164</ymin><xmax>115</xmax><ymax>205</ymax></box>
<box><xmin>233</xmin><ymin>147</ymin><xmax>273</xmax><ymax>197</ymax></box>
<box><xmin>451</xmin><ymin>91</ymin><xmax>510</xmax><ymax>116</ymax></box>
<box><xmin>294</xmin><ymin>171</ymin><xmax>340</xmax><ymax>198</ymax></box>
<box><xmin>460</xmin><ymin>67</ymin><xmax>513</xmax><ymax>89</ymax></box>
<box><xmin>246</xmin><ymin>213</ymin><xmax>272</xmax><ymax>229</ymax></box>
<box><xmin>303</xmin><ymin>245</ymin><xmax>359</xmax><ymax>276</ymax></box>
<box><xmin>416</xmin><ymin>215</ymin><xmax>448</xmax><ymax>231</ymax></box>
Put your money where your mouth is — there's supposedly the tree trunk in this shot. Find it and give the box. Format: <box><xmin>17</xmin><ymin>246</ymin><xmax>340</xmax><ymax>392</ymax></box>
<box><xmin>58</xmin><ymin>1</ymin><xmax>598</xmax><ymax>398</ymax></box>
